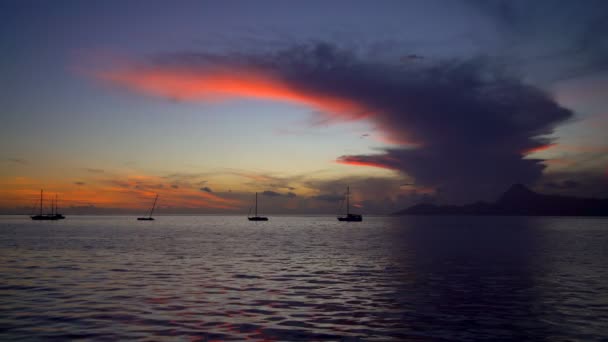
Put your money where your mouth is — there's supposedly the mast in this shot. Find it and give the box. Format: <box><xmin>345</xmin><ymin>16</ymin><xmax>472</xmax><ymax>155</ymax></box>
<box><xmin>149</xmin><ymin>194</ymin><xmax>158</xmax><ymax>218</ymax></box>
<box><xmin>255</xmin><ymin>192</ymin><xmax>258</xmax><ymax>216</ymax></box>
<box><xmin>55</xmin><ymin>194</ymin><xmax>59</xmax><ymax>214</ymax></box>
<box><xmin>40</xmin><ymin>189</ymin><xmax>43</xmax><ymax>215</ymax></box>
<box><xmin>346</xmin><ymin>186</ymin><xmax>350</xmax><ymax>215</ymax></box>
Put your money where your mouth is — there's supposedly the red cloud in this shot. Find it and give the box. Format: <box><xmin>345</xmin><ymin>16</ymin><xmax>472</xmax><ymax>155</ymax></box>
<box><xmin>336</xmin><ymin>155</ymin><xmax>400</xmax><ymax>170</ymax></box>
<box><xmin>98</xmin><ymin>66</ymin><xmax>370</xmax><ymax>121</ymax></box>
<box><xmin>522</xmin><ymin>143</ymin><xmax>556</xmax><ymax>155</ymax></box>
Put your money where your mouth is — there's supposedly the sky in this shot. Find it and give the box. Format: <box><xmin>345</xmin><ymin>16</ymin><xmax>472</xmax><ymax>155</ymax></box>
<box><xmin>1</xmin><ymin>0</ymin><xmax>607</xmax><ymax>214</ymax></box>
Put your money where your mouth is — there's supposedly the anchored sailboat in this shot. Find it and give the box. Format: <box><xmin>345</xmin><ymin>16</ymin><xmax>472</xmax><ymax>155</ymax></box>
<box><xmin>248</xmin><ymin>192</ymin><xmax>268</xmax><ymax>221</ymax></box>
<box><xmin>137</xmin><ymin>194</ymin><xmax>158</xmax><ymax>221</ymax></box>
<box><xmin>337</xmin><ymin>186</ymin><xmax>362</xmax><ymax>222</ymax></box>
<box><xmin>31</xmin><ymin>189</ymin><xmax>61</xmax><ymax>220</ymax></box>
<box><xmin>52</xmin><ymin>194</ymin><xmax>65</xmax><ymax>219</ymax></box>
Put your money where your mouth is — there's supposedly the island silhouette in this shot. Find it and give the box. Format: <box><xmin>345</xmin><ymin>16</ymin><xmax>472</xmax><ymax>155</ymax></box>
<box><xmin>394</xmin><ymin>184</ymin><xmax>608</xmax><ymax>216</ymax></box>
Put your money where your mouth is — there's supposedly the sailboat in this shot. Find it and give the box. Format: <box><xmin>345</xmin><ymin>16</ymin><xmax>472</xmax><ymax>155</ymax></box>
<box><xmin>248</xmin><ymin>192</ymin><xmax>268</xmax><ymax>221</ymax></box>
<box><xmin>31</xmin><ymin>189</ymin><xmax>60</xmax><ymax>220</ymax></box>
<box><xmin>52</xmin><ymin>194</ymin><xmax>65</xmax><ymax>219</ymax></box>
<box><xmin>137</xmin><ymin>194</ymin><xmax>158</xmax><ymax>221</ymax></box>
<box><xmin>337</xmin><ymin>186</ymin><xmax>362</xmax><ymax>222</ymax></box>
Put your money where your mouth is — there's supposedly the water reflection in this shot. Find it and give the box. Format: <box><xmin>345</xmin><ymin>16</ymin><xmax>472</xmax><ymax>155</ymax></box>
<box><xmin>0</xmin><ymin>215</ymin><xmax>607</xmax><ymax>340</ymax></box>
<box><xmin>380</xmin><ymin>216</ymin><xmax>544</xmax><ymax>340</ymax></box>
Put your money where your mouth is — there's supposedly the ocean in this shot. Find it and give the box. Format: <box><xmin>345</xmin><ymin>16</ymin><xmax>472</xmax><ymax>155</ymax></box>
<box><xmin>1</xmin><ymin>215</ymin><xmax>607</xmax><ymax>341</ymax></box>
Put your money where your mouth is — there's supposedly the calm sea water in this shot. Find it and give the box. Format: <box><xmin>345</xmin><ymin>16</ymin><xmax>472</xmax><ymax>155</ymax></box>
<box><xmin>1</xmin><ymin>215</ymin><xmax>607</xmax><ymax>341</ymax></box>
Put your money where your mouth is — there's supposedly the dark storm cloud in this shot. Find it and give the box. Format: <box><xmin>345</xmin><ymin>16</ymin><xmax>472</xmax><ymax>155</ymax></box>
<box><xmin>254</xmin><ymin>43</ymin><xmax>572</xmax><ymax>202</ymax></box>
<box><xmin>117</xmin><ymin>42</ymin><xmax>574</xmax><ymax>202</ymax></box>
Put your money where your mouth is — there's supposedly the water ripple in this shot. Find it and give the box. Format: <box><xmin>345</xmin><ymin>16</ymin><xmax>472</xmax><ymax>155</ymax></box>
<box><xmin>1</xmin><ymin>215</ymin><xmax>608</xmax><ymax>340</ymax></box>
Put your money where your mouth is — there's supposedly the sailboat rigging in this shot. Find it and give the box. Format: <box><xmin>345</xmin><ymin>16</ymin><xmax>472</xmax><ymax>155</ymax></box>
<box><xmin>248</xmin><ymin>192</ymin><xmax>268</xmax><ymax>221</ymax></box>
<box><xmin>137</xmin><ymin>194</ymin><xmax>158</xmax><ymax>221</ymax></box>
<box><xmin>31</xmin><ymin>189</ymin><xmax>62</xmax><ymax>220</ymax></box>
<box><xmin>337</xmin><ymin>186</ymin><xmax>362</xmax><ymax>222</ymax></box>
<box><xmin>53</xmin><ymin>194</ymin><xmax>65</xmax><ymax>219</ymax></box>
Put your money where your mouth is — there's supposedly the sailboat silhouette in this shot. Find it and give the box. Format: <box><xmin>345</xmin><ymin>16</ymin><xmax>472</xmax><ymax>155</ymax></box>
<box><xmin>137</xmin><ymin>194</ymin><xmax>158</xmax><ymax>221</ymax></box>
<box><xmin>31</xmin><ymin>189</ymin><xmax>63</xmax><ymax>220</ymax></box>
<box><xmin>248</xmin><ymin>192</ymin><xmax>268</xmax><ymax>221</ymax></box>
<box><xmin>337</xmin><ymin>186</ymin><xmax>362</xmax><ymax>222</ymax></box>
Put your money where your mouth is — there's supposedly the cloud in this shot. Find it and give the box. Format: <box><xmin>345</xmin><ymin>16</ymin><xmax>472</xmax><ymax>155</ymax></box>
<box><xmin>171</xmin><ymin>184</ymin><xmax>179</xmax><ymax>189</ymax></box>
<box><xmin>96</xmin><ymin>42</ymin><xmax>573</xmax><ymax>202</ymax></box>
<box><xmin>312</xmin><ymin>194</ymin><xmax>343</xmax><ymax>203</ymax></box>
<box><xmin>401</xmin><ymin>54</ymin><xmax>425</xmax><ymax>62</ymax></box>
<box><xmin>200</xmin><ymin>186</ymin><xmax>213</xmax><ymax>193</ymax></box>
<box><xmin>74</xmin><ymin>181</ymin><xmax>86</xmax><ymax>186</ymax></box>
<box><xmin>6</xmin><ymin>158</ymin><xmax>28</xmax><ymax>165</ymax></box>
<box><xmin>539</xmin><ymin>171</ymin><xmax>608</xmax><ymax>198</ymax></box>
<box><xmin>98</xmin><ymin>174</ymin><xmax>241</xmax><ymax>210</ymax></box>
<box><xmin>261</xmin><ymin>190</ymin><xmax>298</xmax><ymax>198</ymax></box>
<box><xmin>304</xmin><ymin>176</ymin><xmax>431</xmax><ymax>212</ymax></box>
<box><xmin>544</xmin><ymin>180</ymin><xmax>580</xmax><ymax>189</ymax></box>
<box><xmin>262</xmin><ymin>190</ymin><xmax>281</xmax><ymax>197</ymax></box>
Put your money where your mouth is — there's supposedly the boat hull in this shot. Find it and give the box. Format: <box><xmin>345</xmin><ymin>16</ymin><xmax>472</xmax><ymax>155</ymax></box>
<box><xmin>137</xmin><ymin>217</ymin><xmax>155</xmax><ymax>221</ymax></box>
<box><xmin>248</xmin><ymin>217</ymin><xmax>268</xmax><ymax>221</ymax></box>
<box><xmin>337</xmin><ymin>215</ymin><xmax>362</xmax><ymax>222</ymax></box>
<box><xmin>31</xmin><ymin>215</ymin><xmax>59</xmax><ymax>221</ymax></box>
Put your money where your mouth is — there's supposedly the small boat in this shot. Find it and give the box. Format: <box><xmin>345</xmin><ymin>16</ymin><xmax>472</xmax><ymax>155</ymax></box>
<box><xmin>137</xmin><ymin>194</ymin><xmax>158</xmax><ymax>221</ymax></box>
<box><xmin>337</xmin><ymin>186</ymin><xmax>362</xmax><ymax>222</ymax></box>
<box><xmin>248</xmin><ymin>192</ymin><xmax>268</xmax><ymax>221</ymax></box>
<box><xmin>31</xmin><ymin>189</ymin><xmax>60</xmax><ymax>220</ymax></box>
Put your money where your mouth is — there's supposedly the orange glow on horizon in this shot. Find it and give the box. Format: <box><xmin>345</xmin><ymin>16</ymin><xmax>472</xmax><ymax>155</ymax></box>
<box><xmin>0</xmin><ymin>174</ymin><xmax>242</xmax><ymax>211</ymax></box>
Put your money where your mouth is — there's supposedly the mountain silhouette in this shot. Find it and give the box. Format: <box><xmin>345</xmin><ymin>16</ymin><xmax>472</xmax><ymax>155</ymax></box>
<box><xmin>394</xmin><ymin>184</ymin><xmax>608</xmax><ymax>216</ymax></box>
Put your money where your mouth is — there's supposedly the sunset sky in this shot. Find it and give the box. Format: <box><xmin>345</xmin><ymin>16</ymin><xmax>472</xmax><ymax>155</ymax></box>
<box><xmin>1</xmin><ymin>0</ymin><xmax>607</xmax><ymax>214</ymax></box>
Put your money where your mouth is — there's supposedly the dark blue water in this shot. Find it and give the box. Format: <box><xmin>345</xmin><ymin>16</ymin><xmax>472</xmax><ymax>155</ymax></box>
<box><xmin>1</xmin><ymin>215</ymin><xmax>607</xmax><ymax>340</ymax></box>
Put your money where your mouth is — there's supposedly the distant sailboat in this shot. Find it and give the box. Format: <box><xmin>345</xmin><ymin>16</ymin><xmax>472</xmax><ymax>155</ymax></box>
<box><xmin>52</xmin><ymin>194</ymin><xmax>65</xmax><ymax>219</ymax></box>
<box><xmin>31</xmin><ymin>189</ymin><xmax>60</xmax><ymax>220</ymax></box>
<box><xmin>248</xmin><ymin>192</ymin><xmax>268</xmax><ymax>221</ymax></box>
<box><xmin>137</xmin><ymin>194</ymin><xmax>158</xmax><ymax>221</ymax></box>
<box><xmin>337</xmin><ymin>186</ymin><xmax>362</xmax><ymax>222</ymax></box>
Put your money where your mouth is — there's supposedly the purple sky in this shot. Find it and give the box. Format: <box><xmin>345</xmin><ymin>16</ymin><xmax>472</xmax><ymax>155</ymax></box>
<box><xmin>1</xmin><ymin>0</ymin><xmax>607</xmax><ymax>214</ymax></box>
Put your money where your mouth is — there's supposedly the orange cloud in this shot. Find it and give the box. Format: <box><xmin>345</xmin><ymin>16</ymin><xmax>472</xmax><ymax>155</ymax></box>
<box><xmin>522</xmin><ymin>144</ymin><xmax>556</xmax><ymax>155</ymax></box>
<box><xmin>335</xmin><ymin>155</ymin><xmax>400</xmax><ymax>170</ymax></box>
<box><xmin>0</xmin><ymin>173</ymin><xmax>241</xmax><ymax>212</ymax></box>
<box><xmin>92</xmin><ymin>61</ymin><xmax>429</xmax><ymax>147</ymax></box>
<box><xmin>98</xmin><ymin>66</ymin><xmax>370</xmax><ymax>121</ymax></box>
